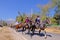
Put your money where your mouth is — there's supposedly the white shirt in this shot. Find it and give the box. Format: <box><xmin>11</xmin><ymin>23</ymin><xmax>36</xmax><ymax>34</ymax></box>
<box><xmin>37</xmin><ymin>18</ymin><xmax>40</xmax><ymax>20</ymax></box>
<box><xmin>14</xmin><ymin>22</ymin><xmax>19</xmax><ymax>25</ymax></box>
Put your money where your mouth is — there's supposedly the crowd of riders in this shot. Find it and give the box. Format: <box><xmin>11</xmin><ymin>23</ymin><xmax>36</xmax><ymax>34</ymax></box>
<box><xmin>21</xmin><ymin>16</ymin><xmax>51</xmax><ymax>26</ymax></box>
<box><xmin>15</xmin><ymin>15</ymin><xmax>50</xmax><ymax>26</ymax></box>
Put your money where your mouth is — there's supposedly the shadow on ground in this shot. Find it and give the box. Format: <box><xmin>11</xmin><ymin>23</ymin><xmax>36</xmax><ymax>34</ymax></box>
<box><xmin>25</xmin><ymin>32</ymin><xmax>52</xmax><ymax>38</ymax></box>
<box><xmin>16</xmin><ymin>29</ymin><xmax>52</xmax><ymax>38</ymax></box>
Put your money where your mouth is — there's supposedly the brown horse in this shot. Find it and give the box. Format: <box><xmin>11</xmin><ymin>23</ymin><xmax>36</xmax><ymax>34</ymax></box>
<box><xmin>14</xmin><ymin>22</ymin><xmax>30</xmax><ymax>32</ymax></box>
<box><xmin>13</xmin><ymin>23</ymin><xmax>24</xmax><ymax>31</ymax></box>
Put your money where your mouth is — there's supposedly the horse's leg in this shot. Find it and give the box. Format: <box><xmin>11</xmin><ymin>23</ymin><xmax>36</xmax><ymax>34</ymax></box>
<box><xmin>22</xmin><ymin>25</ymin><xmax>26</xmax><ymax>31</ymax></box>
<box><xmin>31</xmin><ymin>26</ymin><xmax>33</xmax><ymax>31</ymax></box>
<box><xmin>15</xmin><ymin>26</ymin><xmax>19</xmax><ymax>32</ymax></box>
<box><xmin>27</xmin><ymin>24</ymin><xmax>30</xmax><ymax>34</ymax></box>
<box><xmin>22</xmin><ymin>27</ymin><xmax>24</xmax><ymax>34</ymax></box>
<box><xmin>44</xmin><ymin>30</ymin><xmax>47</xmax><ymax>39</ymax></box>
<box><xmin>15</xmin><ymin>28</ymin><xmax>18</xmax><ymax>32</ymax></box>
<box><xmin>28</xmin><ymin>27</ymin><xmax>30</xmax><ymax>34</ymax></box>
<box><xmin>24</xmin><ymin>26</ymin><xmax>26</xmax><ymax>31</ymax></box>
<box><xmin>39</xmin><ymin>29</ymin><xmax>41</xmax><ymax>34</ymax></box>
<box><xmin>22</xmin><ymin>26</ymin><xmax>24</xmax><ymax>31</ymax></box>
<box><xmin>22</xmin><ymin>25</ymin><xmax>26</xmax><ymax>34</ymax></box>
<box><xmin>32</xmin><ymin>28</ymin><xmax>35</xmax><ymax>35</ymax></box>
<box><xmin>32</xmin><ymin>25</ymin><xmax>35</xmax><ymax>35</ymax></box>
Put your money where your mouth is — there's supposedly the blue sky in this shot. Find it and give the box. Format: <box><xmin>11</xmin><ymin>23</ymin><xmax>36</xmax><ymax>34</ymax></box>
<box><xmin>0</xmin><ymin>0</ymin><xmax>56</xmax><ymax>20</ymax></box>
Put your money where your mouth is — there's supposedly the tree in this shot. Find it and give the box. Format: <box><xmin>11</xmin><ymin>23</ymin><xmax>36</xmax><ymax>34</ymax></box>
<box><xmin>52</xmin><ymin>0</ymin><xmax>60</xmax><ymax>25</ymax></box>
<box><xmin>16</xmin><ymin>11</ymin><xmax>22</xmax><ymax>22</ymax></box>
<box><xmin>16</xmin><ymin>16</ymin><xmax>21</xmax><ymax>22</ymax></box>
<box><xmin>37</xmin><ymin>3</ymin><xmax>51</xmax><ymax>20</ymax></box>
<box><xmin>54</xmin><ymin>13</ymin><xmax>60</xmax><ymax>25</ymax></box>
<box><xmin>16</xmin><ymin>11</ymin><xmax>26</xmax><ymax>23</ymax></box>
<box><xmin>50</xmin><ymin>18</ymin><xmax>57</xmax><ymax>25</ymax></box>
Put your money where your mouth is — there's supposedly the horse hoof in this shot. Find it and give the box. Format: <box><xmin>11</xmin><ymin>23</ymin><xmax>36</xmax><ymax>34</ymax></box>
<box><xmin>45</xmin><ymin>36</ymin><xmax>47</xmax><ymax>39</ymax></box>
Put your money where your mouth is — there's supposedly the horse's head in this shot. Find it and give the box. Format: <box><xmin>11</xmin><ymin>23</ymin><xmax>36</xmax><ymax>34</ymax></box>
<box><xmin>39</xmin><ymin>21</ymin><xmax>47</xmax><ymax>29</ymax></box>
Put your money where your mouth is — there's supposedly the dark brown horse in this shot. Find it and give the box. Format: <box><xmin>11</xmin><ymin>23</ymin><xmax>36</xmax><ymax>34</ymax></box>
<box><xmin>38</xmin><ymin>19</ymin><xmax>50</xmax><ymax>38</ymax></box>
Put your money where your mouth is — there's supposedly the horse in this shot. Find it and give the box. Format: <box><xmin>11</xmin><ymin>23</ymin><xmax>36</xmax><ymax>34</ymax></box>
<box><xmin>28</xmin><ymin>20</ymin><xmax>48</xmax><ymax>38</ymax></box>
<box><xmin>39</xmin><ymin>21</ymin><xmax>47</xmax><ymax>38</ymax></box>
<box><xmin>37</xmin><ymin>19</ymin><xmax>50</xmax><ymax>38</ymax></box>
<box><xmin>14</xmin><ymin>22</ymin><xmax>30</xmax><ymax>32</ymax></box>
<box><xmin>11</xmin><ymin>22</ymin><xmax>24</xmax><ymax>31</ymax></box>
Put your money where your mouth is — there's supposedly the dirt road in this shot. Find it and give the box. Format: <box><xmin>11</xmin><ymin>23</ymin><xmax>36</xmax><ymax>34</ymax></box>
<box><xmin>0</xmin><ymin>26</ymin><xmax>60</xmax><ymax>40</ymax></box>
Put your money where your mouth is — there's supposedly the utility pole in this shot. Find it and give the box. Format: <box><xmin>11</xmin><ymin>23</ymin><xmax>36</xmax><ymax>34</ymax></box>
<box><xmin>30</xmin><ymin>8</ymin><xmax>33</xmax><ymax>17</ymax></box>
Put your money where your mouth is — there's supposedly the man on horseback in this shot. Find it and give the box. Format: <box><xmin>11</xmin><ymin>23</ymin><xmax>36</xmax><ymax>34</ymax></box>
<box><xmin>25</xmin><ymin>17</ymin><xmax>30</xmax><ymax>24</ymax></box>
<box><xmin>35</xmin><ymin>16</ymin><xmax>40</xmax><ymax>23</ymax></box>
<box><xmin>24</xmin><ymin>17</ymin><xmax>31</xmax><ymax>29</ymax></box>
<box><xmin>35</xmin><ymin>16</ymin><xmax>41</xmax><ymax>28</ymax></box>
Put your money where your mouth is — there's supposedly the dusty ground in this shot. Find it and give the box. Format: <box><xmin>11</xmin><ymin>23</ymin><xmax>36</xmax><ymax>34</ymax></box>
<box><xmin>46</xmin><ymin>27</ymin><xmax>60</xmax><ymax>34</ymax></box>
<box><xmin>0</xmin><ymin>26</ymin><xmax>60</xmax><ymax>40</ymax></box>
<box><xmin>0</xmin><ymin>26</ymin><xmax>28</xmax><ymax>40</ymax></box>
<box><xmin>0</xmin><ymin>26</ymin><xmax>14</xmax><ymax>40</ymax></box>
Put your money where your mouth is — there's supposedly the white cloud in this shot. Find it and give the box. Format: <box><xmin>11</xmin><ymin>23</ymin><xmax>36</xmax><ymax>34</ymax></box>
<box><xmin>7</xmin><ymin>18</ymin><xmax>15</xmax><ymax>21</ymax></box>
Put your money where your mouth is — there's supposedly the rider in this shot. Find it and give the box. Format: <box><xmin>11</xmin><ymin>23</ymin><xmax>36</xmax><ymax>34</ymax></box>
<box><xmin>35</xmin><ymin>16</ymin><xmax>41</xmax><ymax>24</ymax></box>
<box><xmin>35</xmin><ymin>16</ymin><xmax>41</xmax><ymax>28</ymax></box>
<box><xmin>25</xmin><ymin>17</ymin><xmax>30</xmax><ymax>25</ymax></box>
